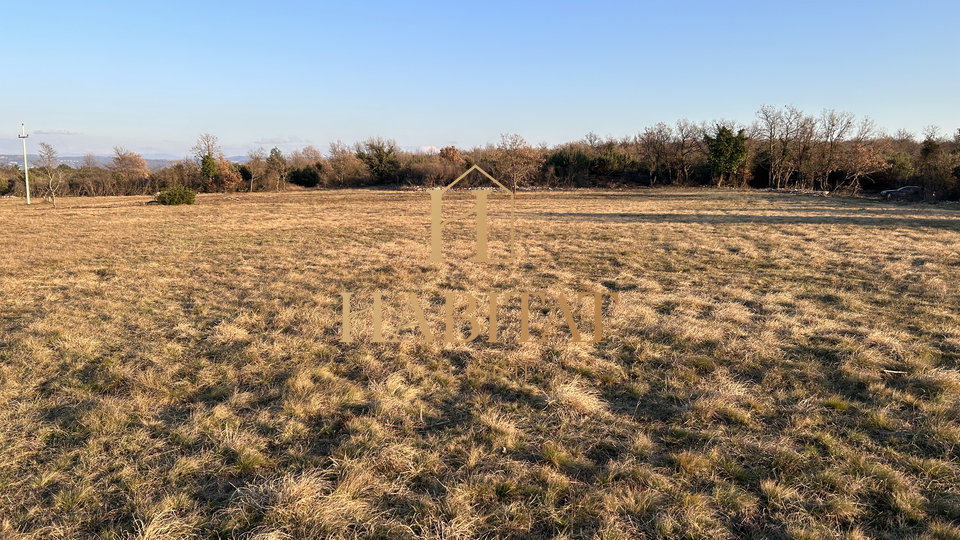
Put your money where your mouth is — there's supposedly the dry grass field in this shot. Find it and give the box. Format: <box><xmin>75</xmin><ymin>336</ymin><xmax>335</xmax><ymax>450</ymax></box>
<box><xmin>1</xmin><ymin>188</ymin><xmax>959</xmax><ymax>539</ymax></box>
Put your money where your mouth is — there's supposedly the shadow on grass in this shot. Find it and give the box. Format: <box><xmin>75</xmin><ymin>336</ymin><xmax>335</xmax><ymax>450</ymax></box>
<box><xmin>521</xmin><ymin>212</ymin><xmax>960</xmax><ymax>229</ymax></box>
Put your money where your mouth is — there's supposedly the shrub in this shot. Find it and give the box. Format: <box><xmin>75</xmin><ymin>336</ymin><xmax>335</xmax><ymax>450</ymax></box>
<box><xmin>156</xmin><ymin>184</ymin><xmax>196</xmax><ymax>205</ymax></box>
<box><xmin>288</xmin><ymin>166</ymin><xmax>322</xmax><ymax>188</ymax></box>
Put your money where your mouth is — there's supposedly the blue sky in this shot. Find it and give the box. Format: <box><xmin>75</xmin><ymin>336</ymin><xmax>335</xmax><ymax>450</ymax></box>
<box><xmin>1</xmin><ymin>0</ymin><xmax>957</xmax><ymax>157</ymax></box>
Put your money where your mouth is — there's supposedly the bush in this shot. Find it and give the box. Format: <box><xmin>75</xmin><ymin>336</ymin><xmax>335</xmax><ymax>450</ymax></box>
<box><xmin>156</xmin><ymin>184</ymin><xmax>196</xmax><ymax>205</ymax></box>
<box><xmin>288</xmin><ymin>166</ymin><xmax>322</xmax><ymax>188</ymax></box>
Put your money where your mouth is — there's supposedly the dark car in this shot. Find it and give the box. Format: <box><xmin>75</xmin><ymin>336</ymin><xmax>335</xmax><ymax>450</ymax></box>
<box><xmin>880</xmin><ymin>186</ymin><xmax>923</xmax><ymax>201</ymax></box>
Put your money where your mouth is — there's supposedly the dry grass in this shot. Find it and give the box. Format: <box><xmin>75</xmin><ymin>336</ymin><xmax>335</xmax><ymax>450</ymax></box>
<box><xmin>1</xmin><ymin>188</ymin><xmax>959</xmax><ymax>539</ymax></box>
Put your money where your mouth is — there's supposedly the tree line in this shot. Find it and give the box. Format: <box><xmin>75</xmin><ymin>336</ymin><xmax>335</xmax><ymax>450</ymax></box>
<box><xmin>2</xmin><ymin>105</ymin><xmax>959</xmax><ymax>200</ymax></box>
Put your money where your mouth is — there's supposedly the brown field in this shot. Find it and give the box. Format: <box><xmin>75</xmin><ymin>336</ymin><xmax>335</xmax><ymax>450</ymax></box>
<box><xmin>1</xmin><ymin>189</ymin><xmax>959</xmax><ymax>539</ymax></box>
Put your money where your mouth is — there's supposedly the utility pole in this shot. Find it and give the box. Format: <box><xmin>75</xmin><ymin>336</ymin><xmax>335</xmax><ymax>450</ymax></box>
<box><xmin>18</xmin><ymin>124</ymin><xmax>31</xmax><ymax>205</ymax></box>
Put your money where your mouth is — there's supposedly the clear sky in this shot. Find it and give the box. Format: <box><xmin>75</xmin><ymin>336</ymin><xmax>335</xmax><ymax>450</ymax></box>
<box><xmin>1</xmin><ymin>0</ymin><xmax>957</xmax><ymax>158</ymax></box>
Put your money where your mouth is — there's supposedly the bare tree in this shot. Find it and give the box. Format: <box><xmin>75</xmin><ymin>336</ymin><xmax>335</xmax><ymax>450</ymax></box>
<box><xmin>672</xmin><ymin>119</ymin><xmax>702</xmax><ymax>184</ymax></box>
<box><xmin>894</xmin><ymin>128</ymin><xmax>915</xmax><ymax>146</ymax></box>
<box><xmin>813</xmin><ymin>109</ymin><xmax>855</xmax><ymax>190</ymax></box>
<box><xmin>834</xmin><ymin>117</ymin><xmax>886</xmax><ymax>194</ymax></box>
<box><xmin>301</xmin><ymin>145</ymin><xmax>323</xmax><ymax>163</ymax></box>
<box><xmin>287</xmin><ymin>145</ymin><xmax>323</xmax><ymax>171</ymax></box>
<box><xmin>81</xmin><ymin>153</ymin><xmax>102</xmax><ymax>169</ymax></box>
<box><xmin>583</xmin><ymin>131</ymin><xmax>603</xmax><ymax>148</ymax></box>
<box><xmin>191</xmin><ymin>133</ymin><xmax>222</xmax><ymax>161</ymax></box>
<box><xmin>793</xmin><ymin>114</ymin><xmax>818</xmax><ymax>189</ymax></box>
<box><xmin>922</xmin><ymin>125</ymin><xmax>942</xmax><ymax>143</ymax></box>
<box><xmin>639</xmin><ymin>123</ymin><xmax>673</xmax><ymax>185</ymax></box>
<box><xmin>74</xmin><ymin>153</ymin><xmax>107</xmax><ymax>196</ymax></box>
<box><xmin>852</xmin><ymin>116</ymin><xmax>878</xmax><ymax>144</ymax></box>
<box><xmin>755</xmin><ymin>105</ymin><xmax>814</xmax><ymax>189</ymax></box>
<box><xmin>325</xmin><ymin>141</ymin><xmax>365</xmax><ymax>187</ymax></box>
<box><xmin>755</xmin><ymin>105</ymin><xmax>782</xmax><ymax>187</ymax></box>
<box><xmin>246</xmin><ymin>148</ymin><xmax>267</xmax><ymax>192</ymax></box>
<box><xmin>492</xmin><ymin>134</ymin><xmax>544</xmax><ymax>190</ymax></box>
<box><xmin>287</xmin><ymin>149</ymin><xmax>306</xmax><ymax>170</ymax></box>
<box><xmin>36</xmin><ymin>142</ymin><xmax>67</xmax><ymax>207</ymax></box>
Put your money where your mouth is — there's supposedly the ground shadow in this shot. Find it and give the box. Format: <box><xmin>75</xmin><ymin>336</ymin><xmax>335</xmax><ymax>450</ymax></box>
<box><xmin>520</xmin><ymin>211</ymin><xmax>960</xmax><ymax>229</ymax></box>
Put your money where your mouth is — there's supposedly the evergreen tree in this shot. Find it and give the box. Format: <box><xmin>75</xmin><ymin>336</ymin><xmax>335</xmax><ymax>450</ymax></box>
<box><xmin>267</xmin><ymin>147</ymin><xmax>287</xmax><ymax>191</ymax></box>
<box><xmin>705</xmin><ymin>125</ymin><xmax>749</xmax><ymax>186</ymax></box>
<box><xmin>200</xmin><ymin>154</ymin><xmax>219</xmax><ymax>189</ymax></box>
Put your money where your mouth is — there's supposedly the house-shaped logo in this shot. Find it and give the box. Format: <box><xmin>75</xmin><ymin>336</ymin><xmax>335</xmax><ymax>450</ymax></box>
<box><xmin>429</xmin><ymin>165</ymin><xmax>515</xmax><ymax>263</ymax></box>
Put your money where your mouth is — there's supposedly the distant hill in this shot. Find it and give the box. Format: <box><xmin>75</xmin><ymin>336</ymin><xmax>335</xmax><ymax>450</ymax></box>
<box><xmin>0</xmin><ymin>155</ymin><xmax>26</xmax><ymax>168</ymax></box>
<box><xmin>0</xmin><ymin>154</ymin><xmax>175</xmax><ymax>171</ymax></box>
<box><xmin>1</xmin><ymin>154</ymin><xmax>250</xmax><ymax>170</ymax></box>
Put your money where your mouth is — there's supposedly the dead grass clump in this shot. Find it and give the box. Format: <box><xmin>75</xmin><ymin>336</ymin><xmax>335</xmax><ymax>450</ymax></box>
<box><xmin>229</xmin><ymin>470</ymin><xmax>387</xmax><ymax>538</ymax></box>
<box><xmin>130</xmin><ymin>509</ymin><xmax>198</xmax><ymax>540</ymax></box>
<box><xmin>547</xmin><ymin>378</ymin><xmax>608</xmax><ymax>415</ymax></box>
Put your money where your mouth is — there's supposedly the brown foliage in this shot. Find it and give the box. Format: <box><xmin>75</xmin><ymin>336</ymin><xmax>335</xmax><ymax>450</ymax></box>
<box><xmin>439</xmin><ymin>146</ymin><xmax>465</xmax><ymax>164</ymax></box>
<box><xmin>837</xmin><ymin>142</ymin><xmax>890</xmax><ymax>194</ymax></box>
<box><xmin>214</xmin><ymin>158</ymin><xmax>244</xmax><ymax>192</ymax></box>
<box><xmin>109</xmin><ymin>147</ymin><xmax>150</xmax><ymax>183</ymax></box>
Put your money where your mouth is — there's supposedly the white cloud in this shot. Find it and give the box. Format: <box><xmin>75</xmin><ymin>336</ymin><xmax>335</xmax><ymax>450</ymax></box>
<box><xmin>253</xmin><ymin>136</ymin><xmax>312</xmax><ymax>145</ymax></box>
<box><xmin>34</xmin><ymin>129</ymin><xmax>82</xmax><ymax>136</ymax></box>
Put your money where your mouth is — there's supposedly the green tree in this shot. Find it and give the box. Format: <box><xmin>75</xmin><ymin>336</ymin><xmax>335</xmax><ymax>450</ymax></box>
<box><xmin>191</xmin><ymin>133</ymin><xmax>223</xmax><ymax>192</ymax></box>
<box><xmin>886</xmin><ymin>151</ymin><xmax>915</xmax><ymax>183</ymax></box>
<box><xmin>546</xmin><ymin>144</ymin><xmax>592</xmax><ymax>185</ymax></box>
<box><xmin>918</xmin><ymin>127</ymin><xmax>958</xmax><ymax>196</ymax></box>
<box><xmin>288</xmin><ymin>165</ymin><xmax>322</xmax><ymax>187</ymax></box>
<box><xmin>156</xmin><ymin>184</ymin><xmax>196</xmax><ymax>205</ymax></box>
<box><xmin>354</xmin><ymin>137</ymin><xmax>400</xmax><ymax>183</ymax></box>
<box><xmin>704</xmin><ymin>125</ymin><xmax>749</xmax><ymax>186</ymax></box>
<box><xmin>200</xmin><ymin>154</ymin><xmax>219</xmax><ymax>188</ymax></box>
<box><xmin>267</xmin><ymin>147</ymin><xmax>287</xmax><ymax>191</ymax></box>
